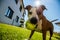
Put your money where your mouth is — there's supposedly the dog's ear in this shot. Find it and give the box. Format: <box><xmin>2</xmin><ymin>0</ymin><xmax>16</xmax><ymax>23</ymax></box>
<box><xmin>40</xmin><ymin>5</ymin><xmax>47</xmax><ymax>10</ymax></box>
<box><xmin>25</xmin><ymin>5</ymin><xmax>32</xmax><ymax>11</ymax></box>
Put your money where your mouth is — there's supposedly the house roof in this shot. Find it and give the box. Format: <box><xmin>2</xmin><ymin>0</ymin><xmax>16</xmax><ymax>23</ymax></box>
<box><xmin>55</xmin><ymin>22</ymin><xmax>60</xmax><ymax>25</ymax></box>
<box><xmin>55</xmin><ymin>22</ymin><xmax>60</xmax><ymax>26</ymax></box>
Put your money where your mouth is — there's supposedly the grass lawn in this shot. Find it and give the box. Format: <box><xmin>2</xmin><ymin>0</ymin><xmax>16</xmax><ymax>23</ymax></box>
<box><xmin>0</xmin><ymin>23</ymin><xmax>60</xmax><ymax>40</ymax></box>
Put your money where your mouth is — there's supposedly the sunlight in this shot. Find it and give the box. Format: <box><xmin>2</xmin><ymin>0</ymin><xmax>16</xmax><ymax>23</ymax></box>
<box><xmin>34</xmin><ymin>0</ymin><xmax>42</xmax><ymax>7</ymax></box>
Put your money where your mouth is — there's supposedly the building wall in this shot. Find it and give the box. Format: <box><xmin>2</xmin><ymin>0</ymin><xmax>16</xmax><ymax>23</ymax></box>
<box><xmin>0</xmin><ymin>0</ymin><xmax>23</xmax><ymax>26</ymax></box>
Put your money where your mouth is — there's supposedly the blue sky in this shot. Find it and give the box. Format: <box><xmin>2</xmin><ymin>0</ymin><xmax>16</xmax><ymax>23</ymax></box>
<box><xmin>23</xmin><ymin>0</ymin><xmax>60</xmax><ymax>33</ymax></box>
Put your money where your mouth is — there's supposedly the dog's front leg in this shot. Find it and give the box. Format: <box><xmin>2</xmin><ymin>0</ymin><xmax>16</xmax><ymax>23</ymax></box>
<box><xmin>28</xmin><ymin>30</ymin><xmax>35</xmax><ymax>40</ymax></box>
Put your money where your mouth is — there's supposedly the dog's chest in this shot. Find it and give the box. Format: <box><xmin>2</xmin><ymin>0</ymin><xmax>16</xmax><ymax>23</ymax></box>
<box><xmin>37</xmin><ymin>19</ymin><xmax>42</xmax><ymax>30</ymax></box>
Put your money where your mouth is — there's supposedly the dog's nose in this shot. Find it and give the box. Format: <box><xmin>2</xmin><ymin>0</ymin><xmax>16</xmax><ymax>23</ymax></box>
<box><xmin>30</xmin><ymin>17</ymin><xmax>38</xmax><ymax>24</ymax></box>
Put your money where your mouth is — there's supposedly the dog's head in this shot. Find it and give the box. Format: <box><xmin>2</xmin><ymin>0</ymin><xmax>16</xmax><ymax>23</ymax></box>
<box><xmin>25</xmin><ymin>5</ymin><xmax>47</xmax><ymax>24</ymax></box>
<box><xmin>36</xmin><ymin>5</ymin><xmax>47</xmax><ymax>19</ymax></box>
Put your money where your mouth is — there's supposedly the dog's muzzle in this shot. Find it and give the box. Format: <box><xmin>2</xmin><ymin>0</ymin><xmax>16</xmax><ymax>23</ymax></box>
<box><xmin>30</xmin><ymin>17</ymin><xmax>38</xmax><ymax>24</ymax></box>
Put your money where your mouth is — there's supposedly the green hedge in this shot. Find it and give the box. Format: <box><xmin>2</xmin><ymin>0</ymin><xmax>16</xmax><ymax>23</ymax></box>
<box><xmin>0</xmin><ymin>23</ymin><xmax>59</xmax><ymax>40</ymax></box>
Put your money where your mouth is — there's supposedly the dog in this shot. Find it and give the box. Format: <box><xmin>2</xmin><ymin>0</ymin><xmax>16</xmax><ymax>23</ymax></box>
<box><xmin>25</xmin><ymin>5</ymin><xmax>54</xmax><ymax>40</ymax></box>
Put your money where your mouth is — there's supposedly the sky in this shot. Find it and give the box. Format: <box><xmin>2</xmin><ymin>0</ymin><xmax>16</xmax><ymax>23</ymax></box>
<box><xmin>23</xmin><ymin>0</ymin><xmax>60</xmax><ymax>33</ymax></box>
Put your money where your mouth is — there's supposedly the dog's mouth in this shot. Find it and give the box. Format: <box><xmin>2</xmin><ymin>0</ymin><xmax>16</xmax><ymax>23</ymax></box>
<box><xmin>30</xmin><ymin>17</ymin><xmax>38</xmax><ymax>24</ymax></box>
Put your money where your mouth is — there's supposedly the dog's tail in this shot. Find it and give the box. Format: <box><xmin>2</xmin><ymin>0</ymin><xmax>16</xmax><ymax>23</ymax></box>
<box><xmin>51</xmin><ymin>19</ymin><xmax>58</xmax><ymax>22</ymax></box>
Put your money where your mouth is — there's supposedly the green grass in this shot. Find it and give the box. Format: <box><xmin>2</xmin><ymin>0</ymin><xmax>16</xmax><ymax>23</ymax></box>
<box><xmin>0</xmin><ymin>23</ymin><xmax>60</xmax><ymax>40</ymax></box>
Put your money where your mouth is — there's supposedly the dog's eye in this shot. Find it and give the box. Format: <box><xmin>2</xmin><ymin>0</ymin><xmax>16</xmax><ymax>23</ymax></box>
<box><xmin>29</xmin><ymin>12</ymin><xmax>32</xmax><ymax>14</ymax></box>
